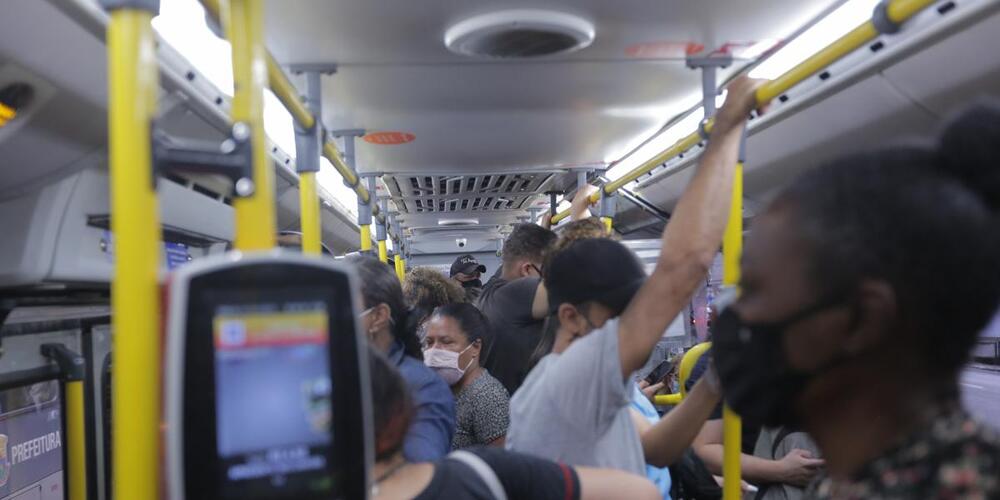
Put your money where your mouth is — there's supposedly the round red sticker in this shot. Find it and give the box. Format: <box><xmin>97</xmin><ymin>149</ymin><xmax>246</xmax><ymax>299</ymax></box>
<box><xmin>625</xmin><ymin>41</ymin><xmax>704</xmax><ymax>59</ymax></box>
<box><xmin>363</xmin><ymin>132</ymin><xmax>415</xmax><ymax>145</ymax></box>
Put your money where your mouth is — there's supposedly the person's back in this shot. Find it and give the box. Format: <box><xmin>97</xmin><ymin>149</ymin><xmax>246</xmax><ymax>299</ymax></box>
<box><xmin>508</xmin><ymin>316</ymin><xmax>647</xmax><ymax>475</ymax></box>
<box><xmin>478</xmin><ymin>223</ymin><xmax>556</xmax><ymax>394</ymax></box>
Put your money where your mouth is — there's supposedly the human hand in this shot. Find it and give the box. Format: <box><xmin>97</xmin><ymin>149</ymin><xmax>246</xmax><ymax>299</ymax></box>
<box><xmin>778</xmin><ymin>449</ymin><xmax>825</xmax><ymax>487</ymax></box>
<box><xmin>714</xmin><ymin>76</ymin><xmax>770</xmax><ymax>132</ymax></box>
<box><xmin>641</xmin><ymin>381</ymin><xmax>666</xmax><ymax>402</ymax></box>
<box><xmin>540</xmin><ymin>213</ymin><xmax>553</xmax><ymax>229</ymax></box>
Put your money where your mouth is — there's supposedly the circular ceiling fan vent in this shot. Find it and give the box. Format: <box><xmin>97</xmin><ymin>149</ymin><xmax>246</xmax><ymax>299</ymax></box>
<box><xmin>445</xmin><ymin>9</ymin><xmax>595</xmax><ymax>58</ymax></box>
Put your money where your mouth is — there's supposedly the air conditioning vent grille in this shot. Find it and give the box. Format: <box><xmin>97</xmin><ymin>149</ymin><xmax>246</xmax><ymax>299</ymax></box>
<box><xmin>387</xmin><ymin>173</ymin><xmax>553</xmax><ymax>213</ymax></box>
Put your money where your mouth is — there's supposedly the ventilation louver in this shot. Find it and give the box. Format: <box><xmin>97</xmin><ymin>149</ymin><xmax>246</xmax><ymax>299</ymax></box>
<box><xmin>445</xmin><ymin>9</ymin><xmax>595</xmax><ymax>58</ymax></box>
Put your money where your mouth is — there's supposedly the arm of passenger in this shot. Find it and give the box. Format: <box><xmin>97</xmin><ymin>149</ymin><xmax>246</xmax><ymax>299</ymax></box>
<box><xmin>617</xmin><ymin>76</ymin><xmax>767</xmax><ymax>378</ymax></box>
<box><xmin>530</xmin><ymin>280</ymin><xmax>548</xmax><ymax>320</ymax></box>
<box><xmin>570</xmin><ymin>185</ymin><xmax>599</xmax><ymax>221</ymax></box>
<box><xmin>575</xmin><ymin>466</ymin><xmax>660</xmax><ymax>500</ymax></box>
<box><xmin>473</xmin><ymin>383</ymin><xmax>510</xmax><ymax>447</ymax></box>
<box><xmin>691</xmin><ymin>419</ymin><xmax>803</xmax><ymax>483</ymax></box>
<box><xmin>402</xmin><ymin>378</ymin><xmax>456</xmax><ymax>461</ymax></box>
<box><xmin>640</xmin><ymin>377</ymin><xmax>721</xmax><ymax>467</ymax></box>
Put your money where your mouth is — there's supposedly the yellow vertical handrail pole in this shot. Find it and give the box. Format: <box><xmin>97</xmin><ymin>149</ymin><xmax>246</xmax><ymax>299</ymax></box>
<box><xmin>41</xmin><ymin>343</ymin><xmax>88</xmax><ymax>500</ymax></box>
<box><xmin>690</xmin><ymin>53</ymin><xmax>744</xmax><ymax>500</ymax></box>
<box><xmin>721</xmin><ymin>151</ymin><xmax>746</xmax><ymax>500</ymax></box>
<box><xmin>66</xmin><ymin>380</ymin><xmax>87</xmax><ymax>500</ymax></box>
<box><xmin>360</xmin><ymin>224</ymin><xmax>373</xmax><ymax>252</ymax></box>
<box><xmin>103</xmin><ymin>2</ymin><xmax>162</xmax><ymax>499</ymax></box>
<box><xmin>226</xmin><ymin>0</ymin><xmax>276</xmax><ymax>250</ymax></box>
<box><xmin>299</xmin><ymin>173</ymin><xmax>321</xmax><ymax>255</ymax></box>
<box><xmin>368</xmin><ymin>176</ymin><xmax>388</xmax><ymax>262</ymax></box>
<box><xmin>294</xmin><ymin>71</ymin><xmax>324</xmax><ymax>256</ymax></box>
<box><xmin>394</xmin><ymin>252</ymin><xmax>405</xmax><ymax>282</ymax></box>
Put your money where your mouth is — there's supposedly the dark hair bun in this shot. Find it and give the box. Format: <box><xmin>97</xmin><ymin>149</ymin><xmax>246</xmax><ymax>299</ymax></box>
<box><xmin>939</xmin><ymin>101</ymin><xmax>1000</xmax><ymax>212</ymax></box>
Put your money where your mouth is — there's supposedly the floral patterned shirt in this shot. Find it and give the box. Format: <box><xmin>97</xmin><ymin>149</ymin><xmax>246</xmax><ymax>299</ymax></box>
<box><xmin>809</xmin><ymin>407</ymin><xmax>1000</xmax><ymax>499</ymax></box>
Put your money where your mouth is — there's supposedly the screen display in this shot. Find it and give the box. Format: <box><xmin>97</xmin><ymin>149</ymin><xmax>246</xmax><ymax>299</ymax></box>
<box><xmin>0</xmin><ymin>381</ymin><xmax>64</xmax><ymax>500</ymax></box>
<box><xmin>213</xmin><ymin>301</ymin><xmax>332</xmax><ymax>493</ymax></box>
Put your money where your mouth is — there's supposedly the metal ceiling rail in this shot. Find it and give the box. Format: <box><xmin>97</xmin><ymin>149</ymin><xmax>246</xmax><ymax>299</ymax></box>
<box><xmin>198</xmin><ymin>0</ymin><xmax>379</xmax><ymax>216</ymax></box>
<box><xmin>550</xmin><ymin>0</ymin><xmax>940</xmax><ymax>225</ymax></box>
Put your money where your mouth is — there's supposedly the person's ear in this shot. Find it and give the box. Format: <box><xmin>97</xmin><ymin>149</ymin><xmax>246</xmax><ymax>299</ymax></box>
<box><xmin>557</xmin><ymin>303</ymin><xmax>585</xmax><ymax>336</ymax></box>
<box><xmin>842</xmin><ymin>279</ymin><xmax>898</xmax><ymax>355</ymax></box>
<box><xmin>470</xmin><ymin>338</ymin><xmax>482</xmax><ymax>359</ymax></box>
<box><xmin>371</xmin><ymin>303</ymin><xmax>393</xmax><ymax>333</ymax></box>
<box><xmin>518</xmin><ymin>261</ymin><xmax>533</xmax><ymax>278</ymax></box>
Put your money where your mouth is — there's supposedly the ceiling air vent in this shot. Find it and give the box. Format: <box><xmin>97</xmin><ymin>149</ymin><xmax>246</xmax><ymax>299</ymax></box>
<box><xmin>445</xmin><ymin>9</ymin><xmax>594</xmax><ymax>58</ymax></box>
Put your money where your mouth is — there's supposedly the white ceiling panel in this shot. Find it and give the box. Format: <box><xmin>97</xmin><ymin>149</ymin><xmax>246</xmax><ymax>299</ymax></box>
<box><xmin>265</xmin><ymin>0</ymin><xmax>840</xmax><ymax>187</ymax></box>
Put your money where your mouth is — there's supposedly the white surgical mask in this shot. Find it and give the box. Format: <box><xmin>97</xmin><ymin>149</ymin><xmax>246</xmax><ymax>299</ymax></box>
<box><xmin>423</xmin><ymin>344</ymin><xmax>474</xmax><ymax>386</ymax></box>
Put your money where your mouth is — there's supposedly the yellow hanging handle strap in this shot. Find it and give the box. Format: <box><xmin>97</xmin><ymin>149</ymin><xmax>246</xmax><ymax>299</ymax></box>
<box><xmin>652</xmin><ymin>341</ymin><xmax>711</xmax><ymax>406</ymax></box>
<box><xmin>104</xmin><ymin>7</ymin><xmax>162</xmax><ymax>500</ymax></box>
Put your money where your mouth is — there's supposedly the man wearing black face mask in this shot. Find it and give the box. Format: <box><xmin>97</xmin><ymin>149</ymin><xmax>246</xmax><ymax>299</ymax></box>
<box><xmin>450</xmin><ymin>254</ymin><xmax>486</xmax><ymax>302</ymax></box>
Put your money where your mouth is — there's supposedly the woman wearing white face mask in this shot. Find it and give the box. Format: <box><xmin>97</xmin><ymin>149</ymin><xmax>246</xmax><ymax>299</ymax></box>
<box><xmin>423</xmin><ymin>303</ymin><xmax>510</xmax><ymax>449</ymax></box>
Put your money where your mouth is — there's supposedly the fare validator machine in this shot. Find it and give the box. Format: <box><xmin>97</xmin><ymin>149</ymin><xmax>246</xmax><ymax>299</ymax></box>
<box><xmin>165</xmin><ymin>252</ymin><xmax>372</xmax><ymax>500</ymax></box>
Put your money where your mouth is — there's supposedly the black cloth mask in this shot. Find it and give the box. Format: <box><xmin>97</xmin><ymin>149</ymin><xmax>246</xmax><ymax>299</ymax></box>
<box><xmin>713</xmin><ymin>297</ymin><xmax>847</xmax><ymax>427</ymax></box>
<box><xmin>462</xmin><ymin>279</ymin><xmax>483</xmax><ymax>289</ymax></box>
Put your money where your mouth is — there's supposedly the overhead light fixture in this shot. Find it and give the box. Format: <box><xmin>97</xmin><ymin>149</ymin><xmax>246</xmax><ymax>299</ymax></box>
<box><xmin>750</xmin><ymin>0</ymin><xmax>881</xmax><ymax>79</ymax></box>
<box><xmin>439</xmin><ymin>219</ymin><xmax>481</xmax><ymax>226</ymax></box>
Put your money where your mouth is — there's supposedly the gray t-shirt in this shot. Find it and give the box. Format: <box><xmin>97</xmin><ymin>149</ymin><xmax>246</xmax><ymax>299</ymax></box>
<box><xmin>506</xmin><ymin>318</ymin><xmax>645</xmax><ymax>476</ymax></box>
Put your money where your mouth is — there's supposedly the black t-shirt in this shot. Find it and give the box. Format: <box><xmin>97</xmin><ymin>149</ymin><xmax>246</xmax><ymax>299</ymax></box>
<box><xmin>414</xmin><ymin>447</ymin><xmax>580</xmax><ymax>500</ymax></box>
<box><xmin>477</xmin><ymin>274</ymin><xmax>544</xmax><ymax>395</ymax></box>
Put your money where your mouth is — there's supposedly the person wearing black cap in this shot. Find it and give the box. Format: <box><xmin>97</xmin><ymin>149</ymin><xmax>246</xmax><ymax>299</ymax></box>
<box><xmin>506</xmin><ymin>76</ymin><xmax>769</xmax><ymax>476</ymax></box>
<box><xmin>449</xmin><ymin>254</ymin><xmax>487</xmax><ymax>302</ymax></box>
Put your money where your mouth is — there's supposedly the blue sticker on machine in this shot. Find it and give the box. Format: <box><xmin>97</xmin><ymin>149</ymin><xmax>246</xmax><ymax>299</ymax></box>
<box><xmin>102</xmin><ymin>231</ymin><xmax>192</xmax><ymax>269</ymax></box>
<box><xmin>165</xmin><ymin>242</ymin><xmax>192</xmax><ymax>270</ymax></box>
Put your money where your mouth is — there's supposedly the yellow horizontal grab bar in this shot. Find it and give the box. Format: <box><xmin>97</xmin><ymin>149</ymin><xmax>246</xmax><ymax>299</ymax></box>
<box><xmin>198</xmin><ymin>0</ymin><xmax>374</xmax><ymax>215</ymax></box>
<box><xmin>550</xmin><ymin>0</ymin><xmax>936</xmax><ymax>225</ymax></box>
<box><xmin>653</xmin><ymin>393</ymin><xmax>683</xmax><ymax>406</ymax></box>
<box><xmin>321</xmin><ymin>142</ymin><xmax>374</xmax><ymax>208</ymax></box>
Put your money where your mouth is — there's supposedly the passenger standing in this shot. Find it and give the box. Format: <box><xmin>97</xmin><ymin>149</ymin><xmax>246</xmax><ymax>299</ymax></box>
<box><xmin>507</xmin><ymin>77</ymin><xmax>770</xmax><ymax>476</ymax></box>
<box><xmin>449</xmin><ymin>254</ymin><xmax>487</xmax><ymax>303</ymax></box>
<box><xmin>423</xmin><ymin>303</ymin><xmax>510</xmax><ymax>449</ymax></box>
<box><xmin>352</xmin><ymin>257</ymin><xmax>456</xmax><ymax>462</ymax></box>
<box><xmin>477</xmin><ymin>223</ymin><xmax>557</xmax><ymax>395</ymax></box>
<box><xmin>365</xmin><ymin>347</ymin><xmax>661</xmax><ymax>500</ymax></box>
<box><xmin>711</xmin><ymin>103</ymin><xmax>1000</xmax><ymax>499</ymax></box>
<box><xmin>403</xmin><ymin>266</ymin><xmax>466</xmax><ymax>335</ymax></box>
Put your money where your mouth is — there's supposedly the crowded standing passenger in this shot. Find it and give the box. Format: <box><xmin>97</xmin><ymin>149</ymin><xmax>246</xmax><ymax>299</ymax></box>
<box><xmin>449</xmin><ymin>254</ymin><xmax>487</xmax><ymax>303</ymax></box>
<box><xmin>712</xmin><ymin>103</ymin><xmax>1000</xmax><ymax>498</ymax></box>
<box><xmin>423</xmin><ymin>303</ymin><xmax>510</xmax><ymax>449</ymax></box>
<box><xmin>351</xmin><ymin>257</ymin><xmax>456</xmax><ymax>462</ymax></box>
<box><xmin>403</xmin><ymin>266</ymin><xmax>466</xmax><ymax>335</ymax></box>
<box><xmin>507</xmin><ymin>77</ymin><xmax>770</xmax><ymax>480</ymax></box>
<box><xmin>478</xmin><ymin>223</ymin><xmax>557</xmax><ymax>394</ymax></box>
<box><xmin>366</xmin><ymin>347</ymin><xmax>660</xmax><ymax>500</ymax></box>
